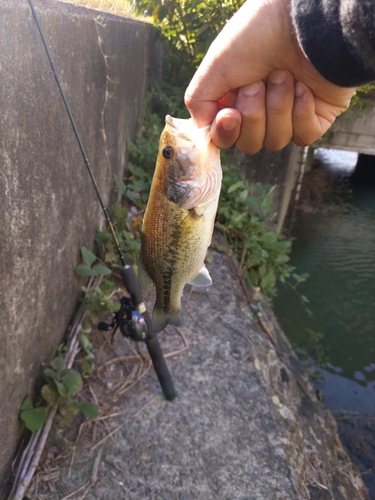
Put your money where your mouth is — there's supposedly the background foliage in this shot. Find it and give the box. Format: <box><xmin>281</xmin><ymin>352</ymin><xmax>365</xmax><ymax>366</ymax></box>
<box><xmin>136</xmin><ymin>0</ymin><xmax>243</xmax><ymax>65</ymax></box>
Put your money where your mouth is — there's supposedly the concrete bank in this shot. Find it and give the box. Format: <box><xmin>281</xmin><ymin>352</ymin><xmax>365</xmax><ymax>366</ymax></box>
<box><xmin>0</xmin><ymin>0</ymin><xmax>154</xmax><ymax>491</ymax></box>
<box><xmin>28</xmin><ymin>242</ymin><xmax>368</xmax><ymax>500</ymax></box>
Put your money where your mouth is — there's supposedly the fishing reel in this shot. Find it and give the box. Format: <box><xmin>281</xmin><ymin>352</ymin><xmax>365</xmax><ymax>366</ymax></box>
<box><xmin>98</xmin><ymin>295</ymin><xmax>148</xmax><ymax>342</ymax></box>
<box><xmin>97</xmin><ymin>264</ymin><xmax>151</xmax><ymax>342</ymax></box>
<box><xmin>96</xmin><ymin>265</ymin><xmax>176</xmax><ymax>400</ymax></box>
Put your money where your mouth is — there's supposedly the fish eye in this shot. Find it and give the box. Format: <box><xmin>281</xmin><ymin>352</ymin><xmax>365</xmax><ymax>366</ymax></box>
<box><xmin>163</xmin><ymin>146</ymin><xmax>174</xmax><ymax>159</ymax></box>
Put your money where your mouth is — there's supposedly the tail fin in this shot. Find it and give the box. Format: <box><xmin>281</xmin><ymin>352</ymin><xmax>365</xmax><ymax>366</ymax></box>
<box><xmin>151</xmin><ymin>308</ymin><xmax>184</xmax><ymax>333</ymax></box>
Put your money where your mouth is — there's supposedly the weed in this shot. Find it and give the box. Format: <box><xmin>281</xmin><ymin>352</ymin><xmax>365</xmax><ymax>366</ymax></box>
<box><xmin>94</xmin><ymin>203</ymin><xmax>143</xmax><ymax>270</ymax></box>
<box><xmin>20</xmin><ymin>343</ymin><xmax>98</xmax><ymax>433</ymax></box>
<box><xmin>350</xmin><ymin>82</ymin><xmax>375</xmax><ymax>110</ymax></box>
<box><xmin>75</xmin><ymin>246</ymin><xmax>112</xmax><ymax>278</ymax></box>
<box><xmin>217</xmin><ymin>164</ymin><xmax>307</xmax><ymax>296</ymax></box>
<box><xmin>41</xmin><ymin>347</ymin><xmax>98</xmax><ymax>427</ymax></box>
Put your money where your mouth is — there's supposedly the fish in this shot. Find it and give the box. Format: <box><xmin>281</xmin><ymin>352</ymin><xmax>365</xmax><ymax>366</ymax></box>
<box><xmin>138</xmin><ymin>115</ymin><xmax>222</xmax><ymax>333</ymax></box>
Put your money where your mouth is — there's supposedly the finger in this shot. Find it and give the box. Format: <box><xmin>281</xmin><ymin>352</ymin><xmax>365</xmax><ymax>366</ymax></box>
<box><xmin>293</xmin><ymin>82</ymin><xmax>343</xmax><ymax>146</ymax></box>
<box><xmin>184</xmin><ymin>88</ymin><xmax>238</xmax><ymax>129</ymax></box>
<box><xmin>185</xmin><ymin>94</ymin><xmax>219</xmax><ymax>128</ymax></box>
<box><xmin>211</xmin><ymin>108</ymin><xmax>242</xmax><ymax>149</ymax></box>
<box><xmin>264</xmin><ymin>70</ymin><xmax>294</xmax><ymax>151</ymax></box>
<box><xmin>185</xmin><ymin>69</ymin><xmax>227</xmax><ymax>127</ymax></box>
<box><xmin>292</xmin><ymin>82</ymin><xmax>324</xmax><ymax>146</ymax></box>
<box><xmin>235</xmin><ymin>81</ymin><xmax>266</xmax><ymax>154</ymax></box>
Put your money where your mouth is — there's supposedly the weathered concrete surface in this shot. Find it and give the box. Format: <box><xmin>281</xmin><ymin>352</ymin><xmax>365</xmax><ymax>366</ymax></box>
<box><xmin>233</xmin><ymin>144</ymin><xmax>305</xmax><ymax>234</ymax></box>
<box><xmin>31</xmin><ymin>245</ymin><xmax>369</xmax><ymax>500</ymax></box>
<box><xmin>0</xmin><ymin>0</ymin><xmax>153</xmax><ymax>491</ymax></box>
<box><xmin>319</xmin><ymin>104</ymin><xmax>375</xmax><ymax>155</ymax></box>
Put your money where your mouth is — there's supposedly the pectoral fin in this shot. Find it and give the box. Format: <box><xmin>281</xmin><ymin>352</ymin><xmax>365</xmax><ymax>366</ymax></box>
<box><xmin>188</xmin><ymin>266</ymin><xmax>212</xmax><ymax>287</ymax></box>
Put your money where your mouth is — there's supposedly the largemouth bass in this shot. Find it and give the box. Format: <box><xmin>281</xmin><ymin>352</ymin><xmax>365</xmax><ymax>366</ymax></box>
<box><xmin>139</xmin><ymin>115</ymin><xmax>222</xmax><ymax>333</ymax></box>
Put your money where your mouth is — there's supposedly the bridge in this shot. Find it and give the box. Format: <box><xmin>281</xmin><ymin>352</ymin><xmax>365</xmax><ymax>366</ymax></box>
<box><xmin>242</xmin><ymin>101</ymin><xmax>375</xmax><ymax>234</ymax></box>
<box><xmin>318</xmin><ymin>102</ymin><xmax>375</xmax><ymax>155</ymax></box>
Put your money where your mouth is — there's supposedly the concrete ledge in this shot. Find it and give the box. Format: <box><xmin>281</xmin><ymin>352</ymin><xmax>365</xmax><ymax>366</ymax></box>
<box><xmin>0</xmin><ymin>0</ymin><xmax>153</xmax><ymax>491</ymax></box>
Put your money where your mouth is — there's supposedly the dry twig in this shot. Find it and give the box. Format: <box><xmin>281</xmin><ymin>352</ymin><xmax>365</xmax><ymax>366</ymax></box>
<box><xmin>91</xmin><ymin>395</ymin><xmax>161</xmax><ymax>451</ymax></box>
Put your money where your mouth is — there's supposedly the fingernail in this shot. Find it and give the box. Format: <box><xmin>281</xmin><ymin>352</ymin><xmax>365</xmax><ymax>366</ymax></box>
<box><xmin>295</xmin><ymin>82</ymin><xmax>305</xmax><ymax>97</ymax></box>
<box><xmin>241</xmin><ymin>81</ymin><xmax>262</xmax><ymax>96</ymax></box>
<box><xmin>222</xmin><ymin>116</ymin><xmax>239</xmax><ymax>131</ymax></box>
<box><xmin>270</xmin><ymin>70</ymin><xmax>288</xmax><ymax>84</ymax></box>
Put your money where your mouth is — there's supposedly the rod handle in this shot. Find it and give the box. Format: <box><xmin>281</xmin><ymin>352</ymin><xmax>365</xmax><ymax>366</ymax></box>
<box><xmin>120</xmin><ymin>265</ymin><xmax>144</xmax><ymax>309</ymax></box>
<box><xmin>146</xmin><ymin>336</ymin><xmax>176</xmax><ymax>401</ymax></box>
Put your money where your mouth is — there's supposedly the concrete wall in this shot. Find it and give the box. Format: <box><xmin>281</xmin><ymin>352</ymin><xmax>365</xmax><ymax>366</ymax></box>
<box><xmin>320</xmin><ymin>103</ymin><xmax>375</xmax><ymax>155</ymax></box>
<box><xmin>0</xmin><ymin>0</ymin><xmax>154</xmax><ymax>491</ymax></box>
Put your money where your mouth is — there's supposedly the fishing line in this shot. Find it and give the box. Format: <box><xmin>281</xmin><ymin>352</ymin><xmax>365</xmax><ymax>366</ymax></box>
<box><xmin>28</xmin><ymin>0</ymin><xmax>125</xmax><ymax>267</ymax></box>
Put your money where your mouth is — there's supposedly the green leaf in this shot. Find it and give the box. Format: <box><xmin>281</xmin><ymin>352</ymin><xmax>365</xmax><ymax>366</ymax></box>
<box><xmin>231</xmin><ymin>211</ymin><xmax>247</xmax><ymax>223</ymax></box>
<box><xmin>81</xmin><ymin>358</ymin><xmax>95</xmax><ymax>375</ymax></box>
<box><xmin>55</xmin><ymin>380</ymin><xmax>69</xmax><ymax>397</ymax></box>
<box><xmin>73</xmin><ymin>401</ymin><xmax>99</xmax><ymax>418</ymax></box>
<box><xmin>21</xmin><ymin>395</ymin><xmax>34</xmax><ymax>411</ymax></box>
<box><xmin>43</xmin><ymin>368</ymin><xmax>58</xmax><ymax>381</ymax></box>
<box><xmin>261</xmin><ymin>272</ymin><xmax>276</xmax><ymax>291</ymax></box>
<box><xmin>276</xmin><ymin>254</ymin><xmax>290</xmax><ymax>264</ymax></box>
<box><xmin>247</xmin><ymin>196</ymin><xmax>260</xmax><ymax>207</ymax></box>
<box><xmin>239</xmin><ymin>189</ymin><xmax>249</xmax><ymax>201</ymax></box>
<box><xmin>50</xmin><ymin>356</ymin><xmax>65</xmax><ymax>374</ymax></box>
<box><xmin>262</xmin><ymin>231</ymin><xmax>277</xmax><ymax>246</ymax></box>
<box><xmin>75</xmin><ymin>264</ymin><xmax>98</xmax><ymax>277</ymax></box>
<box><xmin>259</xmin><ymin>265</ymin><xmax>267</xmax><ymax>278</ymax></box>
<box><xmin>78</xmin><ymin>333</ymin><xmax>92</xmax><ymax>351</ymax></box>
<box><xmin>80</xmin><ymin>246</ymin><xmax>97</xmax><ymax>266</ymax></box>
<box><xmin>92</xmin><ymin>264</ymin><xmax>111</xmax><ymax>276</ymax></box>
<box><xmin>20</xmin><ymin>407</ymin><xmax>47</xmax><ymax>432</ymax></box>
<box><xmin>158</xmin><ymin>4</ymin><xmax>169</xmax><ymax>21</ymax></box>
<box><xmin>228</xmin><ymin>180</ymin><xmax>244</xmax><ymax>194</ymax></box>
<box><xmin>41</xmin><ymin>383</ymin><xmax>60</xmax><ymax>406</ymax></box>
<box><xmin>62</xmin><ymin>371</ymin><xmax>83</xmax><ymax>396</ymax></box>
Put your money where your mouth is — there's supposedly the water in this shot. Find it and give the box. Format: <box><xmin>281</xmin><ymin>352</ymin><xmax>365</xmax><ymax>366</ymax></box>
<box><xmin>272</xmin><ymin>149</ymin><xmax>375</xmax><ymax>493</ymax></box>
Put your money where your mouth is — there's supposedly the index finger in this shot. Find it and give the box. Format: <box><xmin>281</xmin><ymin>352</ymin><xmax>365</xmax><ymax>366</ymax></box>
<box><xmin>184</xmin><ymin>85</ymin><xmax>221</xmax><ymax>128</ymax></box>
<box><xmin>184</xmin><ymin>51</ymin><xmax>236</xmax><ymax>127</ymax></box>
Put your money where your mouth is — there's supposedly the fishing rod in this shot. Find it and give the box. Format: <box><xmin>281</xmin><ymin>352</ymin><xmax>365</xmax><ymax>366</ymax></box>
<box><xmin>28</xmin><ymin>0</ymin><xmax>176</xmax><ymax>401</ymax></box>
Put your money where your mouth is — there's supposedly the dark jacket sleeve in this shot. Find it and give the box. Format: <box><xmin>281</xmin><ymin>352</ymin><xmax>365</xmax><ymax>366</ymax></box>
<box><xmin>292</xmin><ymin>0</ymin><xmax>375</xmax><ymax>87</ymax></box>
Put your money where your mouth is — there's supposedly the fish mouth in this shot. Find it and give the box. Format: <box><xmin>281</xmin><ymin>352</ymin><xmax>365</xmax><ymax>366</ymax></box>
<box><xmin>165</xmin><ymin>115</ymin><xmax>194</xmax><ymax>141</ymax></box>
<box><xmin>165</xmin><ymin>115</ymin><xmax>212</xmax><ymax>144</ymax></box>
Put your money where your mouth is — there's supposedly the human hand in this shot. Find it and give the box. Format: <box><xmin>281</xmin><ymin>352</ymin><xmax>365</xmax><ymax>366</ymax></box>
<box><xmin>185</xmin><ymin>0</ymin><xmax>356</xmax><ymax>153</ymax></box>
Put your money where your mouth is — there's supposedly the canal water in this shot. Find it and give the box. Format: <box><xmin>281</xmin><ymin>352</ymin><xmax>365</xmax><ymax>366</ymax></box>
<box><xmin>272</xmin><ymin>148</ymin><xmax>375</xmax><ymax>496</ymax></box>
